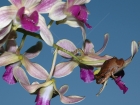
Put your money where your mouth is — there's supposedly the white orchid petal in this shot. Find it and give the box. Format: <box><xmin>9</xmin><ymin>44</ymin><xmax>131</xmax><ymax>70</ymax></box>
<box><xmin>131</xmin><ymin>41</ymin><xmax>138</xmax><ymax>57</ymax></box>
<box><xmin>38</xmin><ymin>15</ymin><xmax>54</xmax><ymax>46</ymax></box>
<box><xmin>59</xmin><ymin>85</ymin><xmax>69</xmax><ymax>95</ymax></box>
<box><xmin>73</xmin><ymin>0</ymin><xmax>90</xmax><ymax>5</ymax></box>
<box><xmin>0</xmin><ymin>23</ymin><xmax>12</xmax><ymax>40</ymax></box>
<box><xmin>63</xmin><ymin>20</ymin><xmax>81</xmax><ymax>27</ymax></box>
<box><xmin>21</xmin><ymin>57</ymin><xmax>49</xmax><ymax>80</ymax></box>
<box><xmin>49</xmin><ymin>2</ymin><xmax>66</xmax><ymax>21</ymax></box>
<box><xmin>54</xmin><ymin>84</ymin><xmax>85</xmax><ymax>104</ymax></box>
<box><xmin>56</xmin><ymin>39</ymin><xmax>77</xmax><ymax>58</ymax></box>
<box><xmin>0</xmin><ymin>6</ymin><xmax>16</xmax><ymax>28</ymax></box>
<box><xmin>53</xmin><ymin>61</ymin><xmax>78</xmax><ymax>78</ymax></box>
<box><xmin>60</xmin><ymin>95</ymin><xmax>85</xmax><ymax>104</ymax></box>
<box><xmin>8</xmin><ymin>0</ymin><xmax>22</xmax><ymax>8</ymax></box>
<box><xmin>83</xmin><ymin>39</ymin><xmax>94</xmax><ymax>55</ymax></box>
<box><xmin>0</xmin><ymin>52</ymin><xmax>19</xmax><ymax>66</ymax></box>
<box><xmin>24</xmin><ymin>41</ymin><xmax>42</xmax><ymax>59</ymax></box>
<box><xmin>125</xmin><ymin>41</ymin><xmax>138</xmax><ymax>66</ymax></box>
<box><xmin>22</xmin><ymin>0</ymin><xmax>41</xmax><ymax>9</ymax></box>
<box><xmin>5</xmin><ymin>39</ymin><xmax>18</xmax><ymax>53</ymax></box>
<box><xmin>96</xmin><ymin>33</ymin><xmax>109</xmax><ymax>55</ymax></box>
<box><xmin>33</xmin><ymin>0</ymin><xmax>60</xmax><ymax>13</ymax></box>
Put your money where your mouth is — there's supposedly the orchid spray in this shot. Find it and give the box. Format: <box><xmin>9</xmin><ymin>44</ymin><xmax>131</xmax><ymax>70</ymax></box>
<box><xmin>0</xmin><ymin>0</ymin><xmax>139</xmax><ymax>105</ymax></box>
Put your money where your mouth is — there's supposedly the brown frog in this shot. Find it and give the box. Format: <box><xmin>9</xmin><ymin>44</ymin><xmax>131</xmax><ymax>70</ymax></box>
<box><xmin>95</xmin><ymin>57</ymin><xmax>125</xmax><ymax>84</ymax></box>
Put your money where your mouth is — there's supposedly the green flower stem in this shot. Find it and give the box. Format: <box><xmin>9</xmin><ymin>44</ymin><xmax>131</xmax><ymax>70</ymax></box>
<box><xmin>16</xmin><ymin>33</ymin><xmax>27</xmax><ymax>54</ymax></box>
<box><xmin>53</xmin><ymin>44</ymin><xmax>81</xmax><ymax>62</ymax></box>
<box><xmin>17</xmin><ymin>28</ymin><xmax>42</xmax><ymax>40</ymax></box>
<box><xmin>17</xmin><ymin>29</ymin><xmax>106</xmax><ymax>65</ymax></box>
<box><xmin>48</xmin><ymin>20</ymin><xmax>54</xmax><ymax>29</ymax></box>
<box><xmin>49</xmin><ymin>48</ymin><xmax>58</xmax><ymax>80</ymax></box>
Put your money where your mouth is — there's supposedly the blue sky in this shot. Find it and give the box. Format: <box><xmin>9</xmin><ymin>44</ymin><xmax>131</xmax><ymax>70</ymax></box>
<box><xmin>0</xmin><ymin>0</ymin><xmax>140</xmax><ymax>105</ymax></box>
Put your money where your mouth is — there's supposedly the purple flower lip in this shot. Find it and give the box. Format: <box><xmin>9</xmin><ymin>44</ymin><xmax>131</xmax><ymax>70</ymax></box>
<box><xmin>3</xmin><ymin>65</ymin><xmax>17</xmax><ymax>84</ymax></box>
<box><xmin>114</xmin><ymin>76</ymin><xmax>128</xmax><ymax>94</ymax></box>
<box><xmin>69</xmin><ymin>5</ymin><xmax>92</xmax><ymax>28</ymax></box>
<box><xmin>17</xmin><ymin>7</ymin><xmax>40</xmax><ymax>32</ymax></box>
<box><xmin>80</xmin><ymin>65</ymin><xmax>94</xmax><ymax>83</ymax></box>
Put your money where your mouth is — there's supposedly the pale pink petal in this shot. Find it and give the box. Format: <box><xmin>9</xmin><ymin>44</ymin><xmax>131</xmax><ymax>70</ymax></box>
<box><xmin>5</xmin><ymin>39</ymin><xmax>18</xmax><ymax>53</ymax></box>
<box><xmin>21</xmin><ymin>57</ymin><xmax>49</xmax><ymax>80</ymax></box>
<box><xmin>33</xmin><ymin>0</ymin><xmax>60</xmax><ymax>13</ymax></box>
<box><xmin>53</xmin><ymin>61</ymin><xmax>78</xmax><ymax>78</ymax></box>
<box><xmin>49</xmin><ymin>2</ymin><xmax>67</xmax><ymax>21</ymax></box>
<box><xmin>60</xmin><ymin>95</ymin><xmax>85</xmax><ymax>104</ymax></box>
<box><xmin>21</xmin><ymin>83</ymin><xmax>43</xmax><ymax>93</ymax></box>
<box><xmin>95</xmin><ymin>33</ymin><xmax>109</xmax><ymax>55</ymax></box>
<box><xmin>124</xmin><ymin>41</ymin><xmax>138</xmax><ymax>66</ymax></box>
<box><xmin>0</xmin><ymin>6</ymin><xmax>16</xmax><ymax>28</ymax></box>
<box><xmin>56</xmin><ymin>39</ymin><xmax>77</xmax><ymax>58</ymax></box>
<box><xmin>0</xmin><ymin>23</ymin><xmax>12</xmax><ymax>40</ymax></box>
<box><xmin>24</xmin><ymin>41</ymin><xmax>42</xmax><ymax>59</ymax></box>
<box><xmin>83</xmin><ymin>39</ymin><xmax>94</xmax><ymax>55</ymax></box>
<box><xmin>73</xmin><ymin>0</ymin><xmax>90</xmax><ymax>5</ymax></box>
<box><xmin>38</xmin><ymin>15</ymin><xmax>54</xmax><ymax>46</ymax></box>
<box><xmin>9</xmin><ymin>0</ymin><xmax>22</xmax><ymax>8</ymax></box>
<box><xmin>0</xmin><ymin>52</ymin><xmax>19</xmax><ymax>66</ymax></box>
<box><xmin>13</xmin><ymin>66</ymin><xmax>47</xmax><ymax>93</ymax></box>
<box><xmin>57</xmin><ymin>84</ymin><xmax>85</xmax><ymax>104</ymax></box>
<box><xmin>13</xmin><ymin>66</ymin><xmax>30</xmax><ymax>84</ymax></box>
<box><xmin>59</xmin><ymin>85</ymin><xmax>69</xmax><ymax>95</ymax></box>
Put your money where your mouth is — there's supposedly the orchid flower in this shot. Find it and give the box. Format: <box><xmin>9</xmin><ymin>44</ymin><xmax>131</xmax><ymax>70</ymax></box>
<box><xmin>13</xmin><ymin>63</ymin><xmax>85</xmax><ymax>105</ymax></box>
<box><xmin>49</xmin><ymin>0</ymin><xmax>91</xmax><ymax>40</ymax></box>
<box><xmin>1</xmin><ymin>39</ymin><xmax>48</xmax><ymax>84</ymax></box>
<box><xmin>94</xmin><ymin>41</ymin><xmax>138</xmax><ymax>96</ymax></box>
<box><xmin>0</xmin><ymin>0</ymin><xmax>59</xmax><ymax>46</ymax></box>
<box><xmin>53</xmin><ymin>33</ymin><xmax>112</xmax><ymax>83</ymax></box>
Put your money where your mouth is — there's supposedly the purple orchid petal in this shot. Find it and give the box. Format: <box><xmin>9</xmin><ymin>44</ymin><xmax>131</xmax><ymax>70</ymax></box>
<box><xmin>17</xmin><ymin>7</ymin><xmax>40</xmax><ymax>32</ymax></box>
<box><xmin>35</xmin><ymin>84</ymin><xmax>54</xmax><ymax>105</ymax></box>
<box><xmin>80</xmin><ymin>66</ymin><xmax>94</xmax><ymax>83</ymax></box>
<box><xmin>114</xmin><ymin>76</ymin><xmax>128</xmax><ymax>94</ymax></box>
<box><xmin>69</xmin><ymin>5</ymin><xmax>92</xmax><ymax>28</ymax></box>
<box><xmin>2</xmin><ymin>65</ymin><xmax>17</xmax><ymax>84</ymax></box>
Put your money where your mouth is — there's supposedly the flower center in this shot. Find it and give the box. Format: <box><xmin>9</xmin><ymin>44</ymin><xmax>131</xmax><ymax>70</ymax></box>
<box><xmin>17</xmin><ymin>7</ymin><xmax>40</xmax><ymax>32</ymax></box>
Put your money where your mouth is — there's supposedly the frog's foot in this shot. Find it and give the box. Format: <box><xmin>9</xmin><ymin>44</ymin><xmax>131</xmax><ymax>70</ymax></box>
<box><xmin>111</xmin><ymin>72</ymin><xmax>117</xmax><ymax>79</ymax></box>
